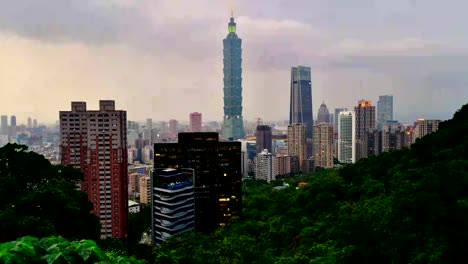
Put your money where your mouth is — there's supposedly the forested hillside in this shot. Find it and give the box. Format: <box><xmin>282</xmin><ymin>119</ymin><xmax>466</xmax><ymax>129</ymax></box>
<box><xmin>0</xmin><ymin>103</ymin><xmax>466</xmax><ymax>263</ymax></box>
<box><xmin>152</xmin><ymin>103</ymin><xmax>468</xmax><ymax>263</ymax></box>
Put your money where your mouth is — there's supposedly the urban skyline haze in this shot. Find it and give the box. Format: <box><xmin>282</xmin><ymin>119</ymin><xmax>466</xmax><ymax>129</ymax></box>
<box><xmin>1</xmin><ymin>0</ymin><xmax>467</xmax><ymax>124</ymax></box>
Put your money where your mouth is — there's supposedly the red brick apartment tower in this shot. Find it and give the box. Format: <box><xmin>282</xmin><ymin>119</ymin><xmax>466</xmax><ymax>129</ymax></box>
<box><xmin>60</xmin><ymin>100</ymin><xmax>128</xmax><ymax>240</ymax></box>
<box><xmin>189</xmin><ymin>112</ymin><xmax>202</xmax><ymax>132</ymax></box>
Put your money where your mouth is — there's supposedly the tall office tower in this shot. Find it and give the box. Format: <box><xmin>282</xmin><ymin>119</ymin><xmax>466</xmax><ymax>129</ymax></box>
<box><xmin>60</xmin><ymin>100</ymin><xmax>128</xmax><ymax>240</ymax></box>
<box><xmin>316</xmin><ymin>102</ymin><xmax>331</xmax><ymax>124</ymax></box>
<box><xmin>289</xmin><ymin>66</ymin><xmax>313</xmax><ymax>157</ymax></box>
<box><xmin>313</xmin><ymin>123</ymin><xmax>334</xmax><ymax>168</ymax></box>
<box><xmin>354</xmin><ymin>100</ymin><xmax>376</xmax><ymax>161</ymax></box>
<box><xmin>255</xmin><ymin>149</ymin><xmax>276</xmax><ymax>182</ymax></box>
<box><xmin>275</xmin><ymin>155</ymin><xmax>291</xmax><ymax>176</ymax></box>
<box><xmin>411</xmin><ymin>119</ymin><xmax>440</xmax><ymax>144</ymax></box>
<box><xmin>9</xmin><ymin>116</ymin><xmax>16</xmax><ymax>138</ymax></box>
<box><xmin>33</xmin><ymin>119</ymin><xmax>38</xmax><ymax>128</ymax></box>
<box><xmin>329</xmin><ymin>114</ymin><xmax>334</xmax><ymax>126</ymax></box>
<box><xmin>1</xmin><ymin>115</ymin><xmax>8</xmax><ymax>135</ymax></box>
<box><xmin>287</xmin><ymin>123</ymin><xmax>307</xmax><ymax>172</ymax></box>
<box><xmin>338</xmin><ymin>111</ymin><xmax>356</xmax><ymax>164</ymax></box>
<box><xmin>377</xmin><ymin>95</ymin><xmax>393</xmax><ymax>130</ymax></box>
<box><xmin>334</xmin><ymin>108</ymin><xmax>347</xmax><ymax>133</ymax></box>
<box><xmin>168</xmin><ymin>119</ymin><xmax>178</xmax><ymax>140</ymax></box>
<box><xmin>190</xmin><ymin>112</ymin><xmax>202</xmax><ymax>132</ymax></box>
<box><xmin>152</xmin><ymin>168</ymin><xmax>195</xmax><ymax>244</ymax></box>
<box><xmin>255</xmin><ymin>125</ymin><xmax>272</xmax><ymax>154</ymax></box>
<box><xmin>222</xmin><ymin>9</ymin><xmax>245</xmax><ymax>140</ymax></box>
<box><xmin>154</xmin><ymin>133</ymin><xmax>241</xmax><ymax>233</ymax></box>
<box><xmin>27</xmin><ymin>117</ymin><xmax>32</xmax><ymax>129</ymax></box>
<box><xmin>146</xmin><ymin>118</ymin><xmax>153</xmax><ymax>132</ymax></box>
<box><xmin>139</xmin><ymin>176</ymin><xmax>151</xmax><ymax>205</ymax></box>
<box><xmin>144</xmin><ymin>118</ymin><xmax>153</xmax><ymax>141</ymax></box>
<box><xmin>382</xmin><ymin>120</ymin><xmax>404</xmax><ymax>153</ymax></box>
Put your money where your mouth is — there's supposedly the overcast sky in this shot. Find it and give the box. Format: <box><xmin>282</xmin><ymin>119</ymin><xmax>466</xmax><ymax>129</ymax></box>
<box><xmin>1</xmin><ymin>0</ymin><xmax>467</xmax><ymax>124</ymax></box>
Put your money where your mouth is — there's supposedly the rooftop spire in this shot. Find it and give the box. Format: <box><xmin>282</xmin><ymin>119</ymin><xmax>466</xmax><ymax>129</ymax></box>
<box><xmin>228</xmin><ymin>6</ymin><xmax>237</xmax><ymax>33</ymax></box>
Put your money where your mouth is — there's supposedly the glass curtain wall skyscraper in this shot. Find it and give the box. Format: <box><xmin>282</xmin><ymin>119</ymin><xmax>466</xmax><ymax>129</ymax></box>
<box><xmin>222</xmin><ymin>9</ymin><xmax>245</xmax><ymax>140</ymax></box>
<box><xmin>289</xmin><ymin>66</ymin><xmax>313</xmax><ymax>157</ymax></box>
<box><xmin>377</xmin><ymin>95</ymin><xmax>393</xmax><ymax>130</ymax></box>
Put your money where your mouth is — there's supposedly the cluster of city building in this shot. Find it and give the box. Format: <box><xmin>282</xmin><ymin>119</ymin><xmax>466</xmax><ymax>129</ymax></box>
<box><xmin>1</xmin><ymin>11</ymin><xmax>443</xmax><ymax>246</ymax></box>
<box><xmin>0</xmin><ymin>115</ymin><xmax>60</xmax><ymax>163</ymax></box>
<box><xmin>244</xmin><ymin>76</ymin><xmax>441</xmax><ymax>183</ymax></box>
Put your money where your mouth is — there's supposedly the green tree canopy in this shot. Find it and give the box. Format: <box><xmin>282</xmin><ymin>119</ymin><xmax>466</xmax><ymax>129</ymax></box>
<box><xmin>149</xmin><ymin>103</ymin><xmax>468</xmax><ymax>263</ymax></box>
<box><xmin>0</xmin><ymin>144</ymin><xmax>100</xmax><ymax>242</ymax></box>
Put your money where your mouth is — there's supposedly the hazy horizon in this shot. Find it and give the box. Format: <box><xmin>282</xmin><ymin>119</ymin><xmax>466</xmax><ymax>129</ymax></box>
<box><xmin>1</xmin><ymin>0</ymin><xmax>467</xmax><ymax>124</ymax></box>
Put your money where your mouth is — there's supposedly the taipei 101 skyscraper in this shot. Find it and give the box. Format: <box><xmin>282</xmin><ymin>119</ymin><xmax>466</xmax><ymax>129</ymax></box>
<box><xmin>222</xmin><ymin>7</ymin><xmax>245</xmax><ymax>140</ymax></box>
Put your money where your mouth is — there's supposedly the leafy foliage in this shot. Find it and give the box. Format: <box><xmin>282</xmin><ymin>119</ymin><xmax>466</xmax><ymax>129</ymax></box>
<box><xmin>0</xmin><ymin>144</ymin><xmax>100</xmax><ymax>242</ymax></box>
<box><xmin>0</xmin><ymin>236</ymin><xmax>145</xmax><ymax>263</ymax></box>
<box><xmin>149</xmin><ymin>103</ymin><xmax>468</xmax><ymax>263</ymax></box>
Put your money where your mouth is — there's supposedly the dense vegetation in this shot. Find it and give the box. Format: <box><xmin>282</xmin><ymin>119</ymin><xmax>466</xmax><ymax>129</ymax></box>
<box><xmin>0</xmin><ymin>144</ymin><xmax>100</xmax><ymax>242</ymax></box>
<box><xmin>0</xmin><ymin>103</ymin><xmax>466</xmax><ymax>263</ymax></box>
<box><xmin>0</xmin><ymin>144</ymin><xmax>144</xmax><ymax>262</ymax></box>
<box><xmin>0</xmin><ymin>236</ymin><xmax>144</xmax><ymax>263</ymax></box>
<box><xmin>150</xmin><ymin>103</ymin><xmax>468</xmax><ymax>263</ymax></box>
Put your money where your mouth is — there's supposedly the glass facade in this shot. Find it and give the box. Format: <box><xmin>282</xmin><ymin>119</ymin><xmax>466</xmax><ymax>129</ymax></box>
<box><xmin>152</xmin><ymin>168</ymin><xmax>195</xmax><ymax>244</ymax></box>
<box><xmin>377</xmin><ymin>95</ymin><xmax>393</xmax><ymax>130</ymax></box>
<box><xmin>222</xmin><ymin>15</ymin><xmax>245</xmax><ymax>140</ymax></box>
<box><xmin>289</xmin><ymin>66</ymin><xmax>313</xmax><ymax>156</ymax></box>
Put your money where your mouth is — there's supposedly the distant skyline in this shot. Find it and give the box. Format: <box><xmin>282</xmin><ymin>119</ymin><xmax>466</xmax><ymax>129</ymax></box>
<box><xmin>1</xmin><ymin>0</ymin><xmax>467</xmax><ymax>124</ymax></box>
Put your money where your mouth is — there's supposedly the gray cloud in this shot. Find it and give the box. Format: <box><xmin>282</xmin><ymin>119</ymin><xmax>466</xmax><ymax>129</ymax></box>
<box><xmin>0</xmin><ymin>0</ymin><xmax>467</xmax><ymax>123</ymax></box>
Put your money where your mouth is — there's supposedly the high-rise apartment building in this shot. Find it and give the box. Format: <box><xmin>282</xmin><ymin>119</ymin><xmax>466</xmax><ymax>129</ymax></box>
<box><xmin>190</xmin><ymin>112</ymin><xmax>202</xmax><ymax>132</ymax></box>
<box><xmin>289</xmin><ymin>66</ymin><xmax>313</xmax><ymax>157</ymax></box>
<box><xmin>9</xmin><ymin>116</ymin><xmax>16</xmax><ymax>139</ymax></box>
<box><xmin>287</xmin><ymin>123</ymin><xmax>307</xmax><ymax>172</ymax></box>
<box><xmin>412</xmin><ymin>119</ymin><xmax>440</xmax><ymax>143</ymax></box>
<box><xmin>169</xmin><ymin>119</ymin><xmax>178</xmax><ymax>140</ymax></box>
<box><xmin>139</xmin><ymin>176</ymin><xmax>151</xmax><ymax>205</ymax></box>
<box><xmin>59</xmin><ymin>100</ymin><xmax>128</xmax><ymax>240</ymax></box>
<box><xmin>1</xmin><ymin>115</ymin><xmax>8</xmax><ymax>135</ymax></box>
<box><xmin>255</xmin><ymin>125</ymin><xmax>272</xmax><ymax>154</ymax></box>
<box><xmin>377</xmin><ymin>95</ymin><xmax>393</xmax><ymax>130</ymax></box>
<box><xmin>334</xmin><ymin>108</ymin><xmax>347</xmax><ymax>133</ymax></box>
<box><xmin>317</xmin><ymin>102</ymin><xmax>331</xmax><ymax>124</ymax></box>
<box><xmin>313</xmin><ymin>123</ymin><xmax>334</xmax><ymax>168</ymax></box>
<box><xmin>27</xmin><ymin>117</ymin><xmax>32</xmax><ymax>129</ymax></box>
<box><xmin>152</xmin><ymin>168</ymin><xmax>195</xmax><ymax>244</ymax></box>
<box><xmin>128</xmin><ymin>172</ymin><xmax>141</xmax><ymax>196</ymax></box>
<box><xmin>382</xmin><ymin>121</ymin><xmax>405</xmax><ymax>153</ymax></box>
<box><xmin>338</xmin><ymin>111</ymin><xmax>356</xmax><ymax>164</ymax></box>
<box><xmin>222</xmin><ymin>10</ymin><xmax>245</xmax><ymax>140</ymax></box>
<box><xmin>275</xmin><ymin>155</ymin><xmax>291</xmax><ymax>176</ymax></box>
<box><xmin>154</xmin><ymin>133</ymin><xmax>241</xmax><ymax>233</ymax></box>
<box><xmin>354</xmin><ymin>100</ymin><xmax>376</xmax><ymax>161</ymax></box>
<box><xmin>255</xmin><ymin>149</ymin><xmax>276</xmax><ymax>182</ymax></box>
<box><xmin>33</xmin><ymin>119</ymin><xmax>38</xmax><ymax>128</ymax></box>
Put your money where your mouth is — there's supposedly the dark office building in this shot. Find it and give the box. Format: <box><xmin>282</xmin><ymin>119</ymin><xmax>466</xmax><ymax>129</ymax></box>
<box><xmin>154</xmin><ymin>132</ymin><xmax>242</xmax><ymax>233</ymax></box>
<box><xmin>255</xmin><ymin>125</ymin><xmax>272</xmax><ymax>153</ymax></box>
<box><xmin>289</xmin><ymin>66</ymin><xmax>313</xmax><ymax>157</ymax></box>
